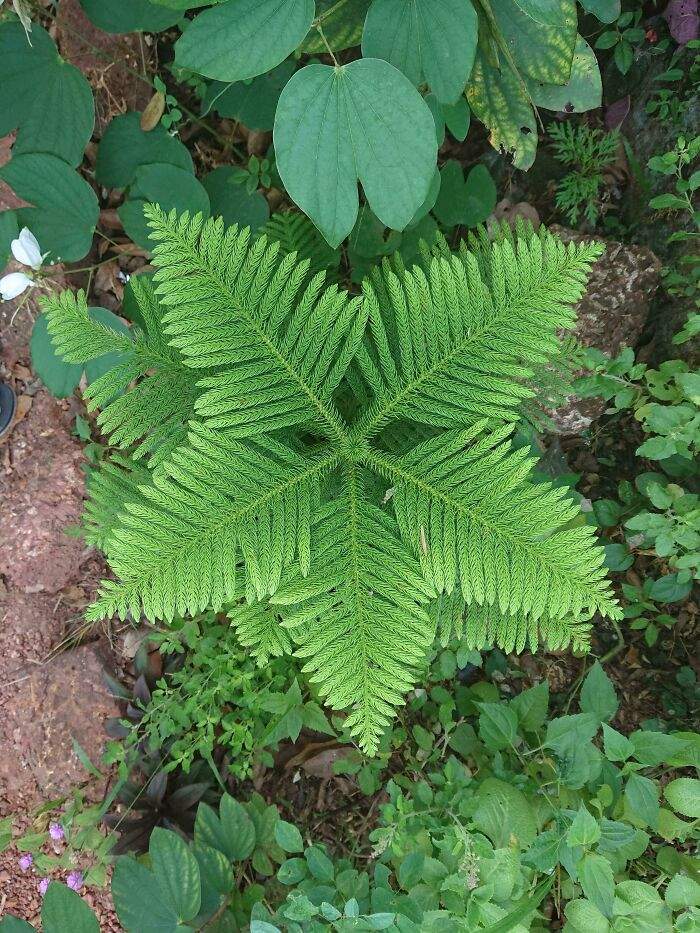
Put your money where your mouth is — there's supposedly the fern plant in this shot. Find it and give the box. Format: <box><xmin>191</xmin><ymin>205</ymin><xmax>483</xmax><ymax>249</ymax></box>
<box><xmin>42</xmin><ymin>207</ymin><xmax>621</xmax><ymax>754</ymax></box>
<box><xmin>549</xmin><ymin>122</ymin><xmax>619</xmax><ymax>226</ymax></box>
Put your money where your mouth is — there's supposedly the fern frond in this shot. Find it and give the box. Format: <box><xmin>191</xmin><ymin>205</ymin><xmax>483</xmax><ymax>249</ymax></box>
<box><xmin>227</xmin><ymin>602</ymin><xmax>293</xmax><ymax>666</ymax></box>
<box><xmin>83</xmin><ymin>455</ymin><xmax>152</xmax><ymax>552</ymax></box>
<box><xmin>87</xmin><ymin>424</ymin><xmax>336</xmax><ymax>623</ymax></box>
<box><xmin>41</xmin><ymin>280</ymin><xmax>198</xmax><ymax>466</ymax></box>
<box><xmin>351</xmin><ymin>228</ymin><xmax>604</xmax><ymax>439</ymax></box>
<box><xmin>363</xmin><ymin>422</ymin><xmax>620</xmax><ymax>623</ymax></box>
<box><xmin>143</xmin><ymin>206</ymin><xmax>366</xmax><ymax>443</ymax></box>
<box><xmin>430</xmin><ymin>593</ymin><xmax>592</xmax><ymax>654</ymax></box>
<box><xmin>261</xmin><ymin>211</ymin><xmax>342</xmax><ymax>279</ymax></box>
<box><xmin>268</xmin><ymin>469</ymin><xmax>436</xmax><ymax>754</ymax></box>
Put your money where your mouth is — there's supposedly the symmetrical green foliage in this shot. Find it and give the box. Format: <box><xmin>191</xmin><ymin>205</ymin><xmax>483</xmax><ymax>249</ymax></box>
<box><xmin>42</xmin><ymin>208</ymin><xmax>620</xmax><ymax>753</ymax></box>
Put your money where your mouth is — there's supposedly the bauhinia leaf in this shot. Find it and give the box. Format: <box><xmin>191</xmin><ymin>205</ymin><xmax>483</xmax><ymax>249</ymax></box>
<box><xmin>362</xmin><ymin>0</ymin><xmax>478</xmax><ymax>104</ymax></box>
<box><xmin>0</xmin><ymin>22</ymin><xmax>94</xmax><ymax>167</ymax></box>
<box><xmin>274</xmin><ymin>58</ymin><xmax>437</xmax><ymax>246</ymax></box>
<box><xmin>175</xmin><ymin>0</ymin><xmax>315</xmax><ymax>82</ymax></box>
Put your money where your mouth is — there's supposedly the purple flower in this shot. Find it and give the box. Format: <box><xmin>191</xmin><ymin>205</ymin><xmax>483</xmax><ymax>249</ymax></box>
<box><xmin>38</xmin><ymin>878</ymin><xmax>50</xmax><ymax>896</ymax></box>
<box><xmin>18</xmin><ymin>853</ymin><xmax>33</xmax><ymax>871</ymax></box>
<box><xmin>49</xmin><ymin>822</ymin><xmax>65</xmax><ymax>842</ymax></box>
<box><xmin>66</xmin><ymin>870</ymin><xmax>84</xmax><ymax>892</ymax></box>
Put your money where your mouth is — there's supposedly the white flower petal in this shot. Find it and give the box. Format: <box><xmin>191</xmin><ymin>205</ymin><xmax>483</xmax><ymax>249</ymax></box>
<box><xmin>11</xmin><ymin>228</ymin><xmax>43</xmax><ymax>270</ymax></box>
<box><xmin>0</xmin><ymin>272</ymin><xmax>34</xmax><ymax>300</ymax></box>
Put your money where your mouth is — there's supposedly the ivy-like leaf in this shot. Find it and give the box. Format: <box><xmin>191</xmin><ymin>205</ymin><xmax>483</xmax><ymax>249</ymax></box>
<box><xmin>176</xmin><ymin>0</ymin><xmax>314</xmax><ymax>82</ymax></box>
<box><xmin>362</xmin><ymin>0</ymin><xmax>478</xmax><ymax>104</ymax></box>
<box><xmin>274</xmin><ymin>58</ymin><xmax>437</xmax><ymax>246</ymax></box>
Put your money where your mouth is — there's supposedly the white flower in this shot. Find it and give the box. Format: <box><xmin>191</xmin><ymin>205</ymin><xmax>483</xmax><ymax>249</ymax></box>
<box><xmin>11</xmin><ymin>228</ymin><xmax>44</xmax><ymax>270</ymax></box>
<box><xmin>0</xmin><ymin>271</ymin><xmax>34</xmax><ymax>300</ymax></box>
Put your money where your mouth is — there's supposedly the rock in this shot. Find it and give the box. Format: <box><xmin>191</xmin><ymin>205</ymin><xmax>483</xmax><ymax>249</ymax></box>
<box><xmin>548</xmin><ymin>226</ymin><xmax>661</xmax><ymax>434</ymax></box>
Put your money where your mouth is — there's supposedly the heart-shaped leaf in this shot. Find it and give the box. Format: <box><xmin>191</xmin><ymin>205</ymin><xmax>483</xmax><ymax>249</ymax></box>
<box><xmin>176</xmin><ymin>0</ymin><xmax>314</xmax><ymax>82</ymax></box>
<box><xmin>202</xmin><ymin>60</ymin><xmax>296</xmax><ymax>131</ymax></box>
<box><xmin>202</xmin><ymin>167</ymin><xmax>270</xmax><ymax>231</ymax></box>
<box><xmin>118</xmin><ymin>163</ymin><xmax>210</xmax><ymax>248</ymax></box>
<box><xmin>0</xmin><ymin>154</ymin><xmax>99</xmax><ymax>262</ymax></box>
<box><xmin>79</xmin><ymin>0</ymin><xmax>183</xmax><ymax>33</ymax></box>
<box><xmin>96</xmin><ymin>112</ymin><xmax>194</xmax><ymax>189</ymax></box>
<box><xmin>362</xmin><ymin>0</ymin><xmax>478</xmax><ymax>104</ymax></box>
<box><xmin>432</xmin><ymin>161</ymin><xmax>496</xmax><ymax>228</ymax></box>
<box><xmin>41</xmin><ymin>883</ymin><xmax>99</xmax><ymax>933</ymax></box>
<box><xmin>0</xmin><ymin>22</ymin><xmax>94</xmax><ymax>167</ymax></box>
<box><xmin>274</xmin><ymin>58</ymin><xmax>437</xmax><ymax>245</ymax></box>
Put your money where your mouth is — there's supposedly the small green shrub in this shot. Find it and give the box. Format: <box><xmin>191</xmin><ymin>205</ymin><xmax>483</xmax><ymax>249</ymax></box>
<box><xmin>549</xmin><ymin>122</ymin><xmax>619</xmax><ymax>226</ymax></box>
<box><xmin>41</xmin><ymin>211</ymin><xmax>620</xmax><ymax>753</ymax></box>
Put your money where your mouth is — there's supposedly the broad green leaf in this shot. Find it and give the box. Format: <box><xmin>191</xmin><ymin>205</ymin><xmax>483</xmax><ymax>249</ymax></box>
<box><xmin>112</xmin><ymin>857</ymin><xmax>180</xmax><ymax>932</ymax></box>
<box><xmin>0</xmin><ymin>23</ymin><xmax>94</xmax><ymax>167</ymax></box>
<box><xmin>510</xmin><ymin>680</ymin><xmax>549</xmax><ymax>732</ymax></box>
<box><xmin>528</xmin><ymin>36</ymin><xmax>602</xmax><ymax>113</ymax></box>
<box><xmin>193</xmin><ymin>843</ymin><xmax>232</xmax><ymax>917</ymax></box>
<box><xmin>305</xmin><ymin>845</ymin><xmax>335</xmax><ymax>882</ymax></box>
<box><xmin>202</xmin><ymin>167</ymin><xmax>270</xmax><ymax>232</ymax></box>
<box><xmin>219</xmin><ymin>796</ymin><xmax>256</xmax><ymax>860</ymax></box>
<box><xmin>579</xmin><ymin>0</ymin><xmax>620</xmax><ymax>23</ymax></box>
<box><xmin>601</xmin><ymin>723</ymin><xmax>633</xmax><ymax>762</ymax></box>
<box><xmin>0</xmin><ymin>209</ymin><xmax>19</xmax><ymax>265</ymax></box>
<box><xmin>0</xmin><ymin>919</ymin><xmax>34</xmax><ymax>931</ymax></box>
<box><xmin>473</xmin><ymin>777</ymin><xmax>537</xmax><ymax>847</ymax></box>
<box><xmin>275</xmin><ymin>820</ymin><xmax>304</xmax><ymax>854</ymax></box>
<box><xmin>563</xmin><ymin>898</ymin><xmax>610</xmax><ymax>933</ymax></box>
<box><xmin>467</xmin><ymin>51</ymin><xmax>537</xmax><ymax>170</ymax></box>
<box><xmin>301</xmin><ymin>0</ymin><xmax>372</xmax><ymax>52</ymax></box>
<box><xmin>202</xmin><ymin>60</ymin><xmax>296</xmax><ymax>130</ymax></box>
<box><xmin>398</xmin><ymin>851</ymin><xmax>425</xmax><ymax>889</ymax></box>
<box><xmin>630</xmin><ymin>730</ymin><xmax>689</xmax><ymax>767</ymax></box>
<box><xmin>665</xmin><ymin>874</ymin><xmax>700</xmax><ymax>910</ymax></box>
<box><xmin>150</xmin><ymin>0</ymin><xmax>214</xmax><ymax>7</ymax></box>
<box><xmin>625</xmin><ymin>773</ymin><xmax>660</xmax><ymax>829</ymax></box>
<box><xmin>579</xmin><ymin>852</ymin><xmax>615</xmax><ymax>918</ymax></box>
<box><xmin>615</xmin><ymin>880</ymin><xmax>664</xmax><ymax>920</ymax></box>
<box><xmin>512</xmin><ymin>0</ymin><xmax>572</xmax><ymax>25</ymax></box>
<box><xmin>362</xmin><ymin>0</ymin><xmax>478</xmax><ymax>104</ymax></box>
<box><xmin>432</xmin><ymin>161</ymin><xmax>497</xmax><ymax>228</ymax></box>
<box><xmin>566</xmin><ymin>804</ymin><xmax>601</xmax><ymax>847</ymax></box>
<box><xmin>96</xmin><ymin>112</ymin><xmax>193</xmax><ymax>189</ymax></box>
<box><xmin>79</xmin><ymin>0</ymin><xmax>183</xmax><ymax>33</ymax></box>
<box><xmin>580</xmin><ymin>662</ymin><xmax>618</xmax><ymax>722</ymax></box>
<box><xmin>545</xmin><ymin>713</ymin><xmax>599</xmax><ymax>754</ymax></box>
<box><xmin>442</xmin><ymin>97</ymin><xmax>471</xmax><ymax>140</ymax></box>
<box><xmin>491</xmin><ymin>0</ymin><xmax>577</xmax><ymax>84</ymax></box>
<box><xmin>0</xmin><ymin>154</ymin><xmax>99</xmax><ymax>262</ymax></box>
<box><xmin>194</xmin><ymin>802</ymin><xmax>232</xmax><ymax>859</ymax></box>
<box><xmin>42</xmin><ymin>882</ymin><xmax>99</xmax><ymax>933</ymax></box>
<box><xmin>664</xmin><ymin>778</ymin><xmax>700</xmax><ymax>818</ymax></box>
<box><xmin>478</xmin><ymin>701</ymin><xmax>518</xmax><ymax>750</ymax></box>
<box><xmin>274</xmin><ymin>58</ymin><xmax>437</xmax><ymax>246</ymax></box>
<box><xmin>118</xmin><ymin>163</ymin><xmax>211</xmax><ymax>249</ymax></box>
<box><xmin>176</xmin><ymin>0</ymin><xmax>314</xmax><ymax>82</ymax></box>
<box><xmin>149</xmin><ymin>828</ymin><xmax>201</xmax><ymax>922</ymax></box>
